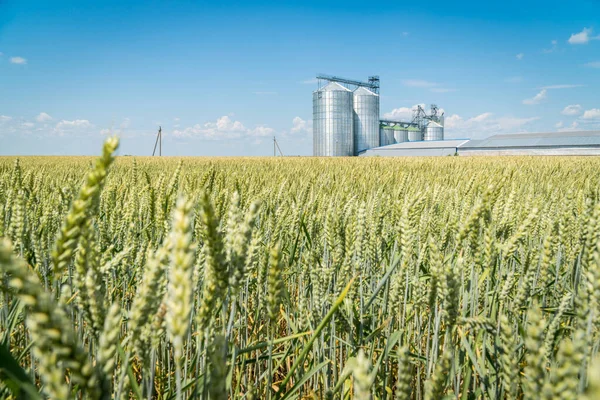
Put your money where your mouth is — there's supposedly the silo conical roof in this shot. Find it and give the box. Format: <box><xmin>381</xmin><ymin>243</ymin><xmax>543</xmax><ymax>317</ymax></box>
<box><xmin>353</xmin><ymin>86</ymin><xmax>378</xmax><ymax>96</ymax></box>
<box><xmin>317</xmin><ymin>81</ymin><xmax>352</xmax><ymax>92</ymax></box>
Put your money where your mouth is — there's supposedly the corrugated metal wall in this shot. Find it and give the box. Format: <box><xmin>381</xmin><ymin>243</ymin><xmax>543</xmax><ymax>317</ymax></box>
<box><xmin>353</xmin><ymin>87</ymin><xmax>379</xmax><ymax>155</ymax></box>
<box><xmin>313</xmin><ymin>82</ymin><xmax>354</xmax><ymax>156</ymax></box>
<box><xmin>379</xmin><ymin>126</ymin><xmax>395</xmax><ymax>146</ymax></box>
<box><xmin>424</xmin><ymin>121</ymin><xmax>444</xmax><ymax>141</ymax></box>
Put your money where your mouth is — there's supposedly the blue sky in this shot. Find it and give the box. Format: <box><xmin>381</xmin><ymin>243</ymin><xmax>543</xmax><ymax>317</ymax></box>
<box><xmin>1</xmin><ymin>0</ymin><xmax>599</xmax><ymax>156</ymax></box>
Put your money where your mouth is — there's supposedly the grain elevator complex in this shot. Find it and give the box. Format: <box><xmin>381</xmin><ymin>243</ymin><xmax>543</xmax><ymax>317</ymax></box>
<box><xmin>312</xmin><ymin>74</ymin><xmax>600</xmax><ymax>157</ymax></box>
<box><xmin>313</xmin><ymin>74</ymin><xmax>445</xmax><ymax>156</ymax></box>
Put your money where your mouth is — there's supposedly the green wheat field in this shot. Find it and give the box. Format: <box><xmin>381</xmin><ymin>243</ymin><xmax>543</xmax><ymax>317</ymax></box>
<box><xmin>1</xmin><ymin>137</ymin><xmax>600</xmax><ymax>399</ymax></box>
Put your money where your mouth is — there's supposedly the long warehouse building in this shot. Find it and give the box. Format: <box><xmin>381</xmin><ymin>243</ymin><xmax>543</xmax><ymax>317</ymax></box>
<box><xmin>360</xmin><ymin>131</ymin><xmax>600</xmax><ymax>157</ymax></box>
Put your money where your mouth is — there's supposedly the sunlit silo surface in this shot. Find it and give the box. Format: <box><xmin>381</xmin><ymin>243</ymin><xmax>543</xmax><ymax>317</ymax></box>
<box><xmin>313</xmin><ymin>82</ymin><xmax>354</xmax><ymax>156</ymax></box>
<box><xmin>424</xmin><ymin>120</ymin><xmax>444</xmax><ymax>141</ymax></box>
<box><xmin>380</xmin><ymin>125</ymin><xmax>395</xmax><ymax>146</ymax></box>
<box><xmin>312</xmin><ymin>75</ymin><xmax>447</xmax><ymax>156</ymax></box>
<box><xmin>353</xmin><ymin>87</ymin><xmax>380</xmax><ymax>154</ymax></box>
<box><xmin>407</xmin><ymin>126</ymin><xmax>423</xmax><ymax>141</ymax></box>
<box><xmin>394</xmin><ymin>126</ymin><xmax>408</xmax><ymax>143</ymax></box>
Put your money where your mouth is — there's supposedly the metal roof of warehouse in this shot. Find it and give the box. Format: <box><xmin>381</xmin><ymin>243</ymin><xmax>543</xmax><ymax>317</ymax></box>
<box><xmin>368</xmin><ymin>139</ymin><xmax>470</xmax><ymax>151</ymax></box>
<box><xmin>459</xmin><ymin>131</ymin><xmax>600</xmax><ymax>149</ymax></box>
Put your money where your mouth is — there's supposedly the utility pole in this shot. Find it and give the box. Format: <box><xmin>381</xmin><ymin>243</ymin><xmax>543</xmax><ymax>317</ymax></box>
<box><xmin>273</xmin><ymin>136</ymin><xmax>284</xmax><ymax>156</ymax></box>
<box><xmin>152</xmin><ymin>126</ymin><xmax>162</xmax><ymax>156</ymax></box>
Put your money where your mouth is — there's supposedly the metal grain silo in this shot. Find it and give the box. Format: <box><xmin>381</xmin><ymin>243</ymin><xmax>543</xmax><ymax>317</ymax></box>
<box><xmin>424</xmin><ymin>120</ymin><xmax>444</xmax><ymax>141</ymax></box>
<box><xmin>313</xmin><ymin>82</ymin><xmax>354</xmax><ymax>156</ymax></box>
<box><xmin>393</xmin><ymin>126</ymin><xmax>408</xmax><ymax>143</ymax></box>
<box><xmin>353</xmin><ymin>87</ymin><xmax>379</xmax><ymax>154</ymax></box>
<box><xmin>407</xmin><ymin>126</ymin><xmax>423</xmax><ymax>141</ymax></box>
<box><xmin>379</xmin><ymin>125</ymin><xmax>395</xmax><ymax>146</ymax></box>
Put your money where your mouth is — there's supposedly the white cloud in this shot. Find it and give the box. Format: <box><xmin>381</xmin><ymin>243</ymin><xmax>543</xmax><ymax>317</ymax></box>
<box><xmin>0</xmin><ymin>118</ymin><xmax>36</xmax><ymax>135</ymax></box>
<box><xmin>445</xmin><ymin>112</ymin><xmax>492</xmax><ymax>127</ymax></box>
<box><xmin>54</xmin><ymin>119</ymin><xmax>93</xmax><ymax>135</ymax></box>
<box><xmin>9</xmin><ymin>56</ymin><xmax>27</xmax><ymax>64</ymax></box>
<box><xmin>290</xmin><ymin>116</ymin><xmax>312</xmax><ymax>137</ymax></box>
<box><xmin>56</xmin><ymin>119</ymin><xmax>92</xmax><ymax>130</ymax></box>
<box><xmin>0</xmin><ymin>117</ymin><xmax>38</xmax><ymax>138</ymax></box>
<box><xmin>516</xmin><ymin>53</ymin><xmax>524</xmax><ymax>60</ymax></box>
<box><xmin>172</xmin><ymin>125</ymin><xmax>206</xmax><ymax>138</ymax></box>
<box><xmin>35</xmin><ymin>112</ymin><xmax>53</xmax><ymax>122</ymax></box>
<box><xmin>291</xmin><ymin>116</ymin><xmax>308</xmax><ymax>133</ymax></box>
<box><xmin>251</xmin><ymin>126</ymin><xmax>275</xmax><ymax>137</ymax></box>
<box><xmin>540</xmin><ymin>84</ymin><xmax>584</xmax><ymax>89</ymax></box>
<box><xmin>582</xmin><ymin>109</ymin><xmax>600</xmax><ymax>119</ymax></box>
<box><xmin>557</xmin><ymin>121</ymin><xmax>579</xmax><ymax>132</ymax></box>
<box><xmin>0</xmin><ymin>115</ymin><xmax>100</xmax><ymax>137</ymax></box>
<box><xmin>178</xmin><ymin>124</ymin><xmax>207</xmax><ymax>138</ymax></box>
<box><xmin>383</xmin><ymin>107</ymin><xmax>412</xmax><ymax>120</ymax></box>
<box><xmin>469</xmin><ymin>113</ymin><xmax>493</xmax><ymax>123</ymax></box>
<box><xmin>1</xmin><ymin>120</ymin><xmax>36</xmax><ymax>135</ymax></box>
<box><xmin>568</xmin><ymin>27</ymin><xmax>600</xmax><ymax>44</ymax></box>
<box><xmin>561</xmin><ymin>105</ymin><xmax>582</xmax><ymax>116</ymax></box>
<box><xmin>443</xmin><ymin>114</ymin><xmax>463</xmax><ymax>129</ymax></box>
<box><xmin>215</xmin><ymin>116</ymin><xmax>245</xmax><ymax>132</ymax></box>
<box><xmin>383</xmin><ymin>104</ymin><xmax>425</xmax><ymax>120</ymax></box>
<box><xmin>555</xmin><ymin>121</ymin><xmax>564</xmax><ymax>129</ymax></box>
<box><xmin>173</xmin><ymin>115</ymin><xmax>312</xmax><ymax>141</ymax></box>
<box><xmin>585</xmin><ymin>61</ymin><xmax>600</xmax><ymax>68</ymax></box>
<box><xmin>172</xmin><ymin>115</ymin><xmax>274</xmax><ymax>140</ymax></box>
<box><xmin>523</xmin><ymin>89</ymin><xmax>547</xmax><ymax>105</ymax></box>
<box><xmin>443</xmin><ymin>112</ymin><xmax>539</xmax><ymax>138</ymax></box>
<box><xmin>271</xmin><ymin>117</ymin><xmax>313</xmax><ymax>140</ymax></box>
<box><xmin>98</xmin><ymin>118</ymin><xmax>131</xmax><ymax>137</ymax></box>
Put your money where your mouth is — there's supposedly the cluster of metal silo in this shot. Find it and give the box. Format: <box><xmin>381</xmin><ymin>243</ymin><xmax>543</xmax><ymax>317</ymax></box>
<box><xmin>393</xmin><ymin>126</ymin><xmax>409</xmax><ymax>143</ymax></box>
<box><xmin>407</xmin><ymin>126</ymin><xmax>423</xmax><ymax>142</ymax></box>
<box><xmin>380</xmin><ymin>124</ymin><xmax>410</xmax><ymax>145</ymax></box>
<box><xmin>312</xmin><ymin>76</ymin><xmax>445</xmax><ymax>155</ymax></box>
<box><xmin>313</xmin><ymin>82</ymin><xmax>380</xmax><ymax>156</ymax></box>
<box><xmin>353</xmin><ymin>87</ymin><xmax>380</xmax><ymax>154</ymax></box>
<box><xmin>424</xmin><ymin>120</ymin><xmax>444</xmax><ymax>141</ymax></box>
<box><xmin>379</xmin><ymin>125</ymin><xmax>395</xmax><ymax>146</ymax></box>
<box><xmin>313</xmin><ymin>82</ymin><xmax>354</xmax><ymax>156</ymax></box>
